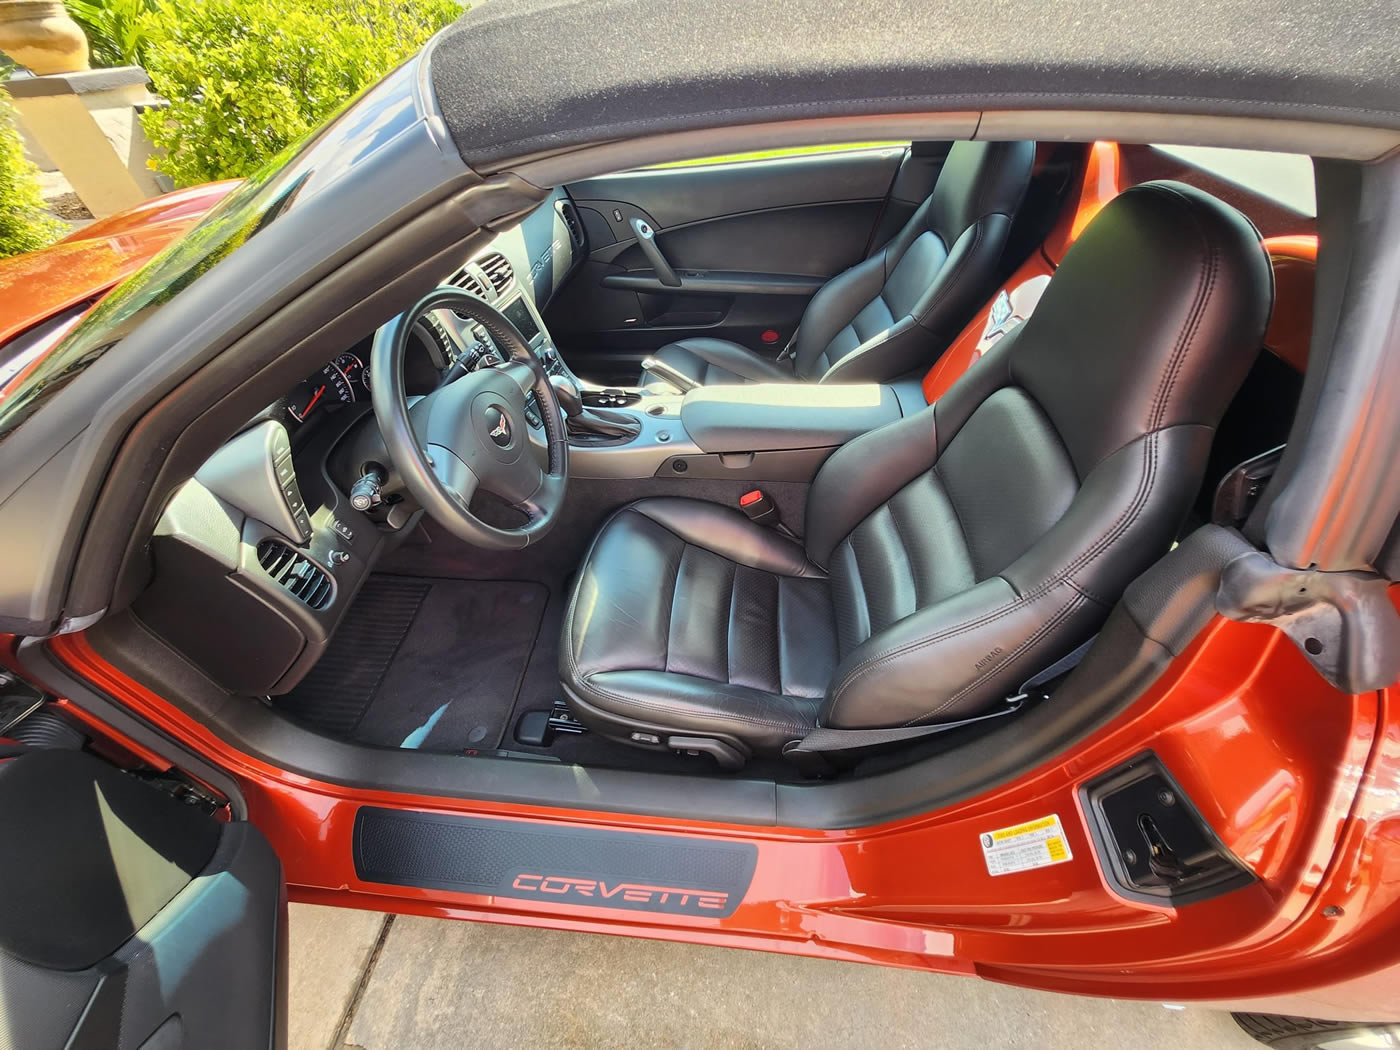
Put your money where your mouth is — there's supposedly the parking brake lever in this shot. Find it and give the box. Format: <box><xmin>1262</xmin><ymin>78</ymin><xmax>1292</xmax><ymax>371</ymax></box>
<box><xmin>629</xmin><ymin>217</ymin><xmax>682</xmax><ymax>287</ymax></box>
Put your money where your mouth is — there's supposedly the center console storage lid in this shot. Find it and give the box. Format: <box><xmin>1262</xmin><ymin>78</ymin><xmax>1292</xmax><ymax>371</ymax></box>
<box><xmin>680</xmin><ymin>383</ymin><xmax>902</xmax><ymax>453</ymax></box>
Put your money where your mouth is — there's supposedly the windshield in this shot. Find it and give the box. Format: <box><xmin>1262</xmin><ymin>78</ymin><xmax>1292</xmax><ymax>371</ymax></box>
<box><xmin>0</xmin><ymin>61</ymin><xmax>421</xmax><ymax>443</ymax></box>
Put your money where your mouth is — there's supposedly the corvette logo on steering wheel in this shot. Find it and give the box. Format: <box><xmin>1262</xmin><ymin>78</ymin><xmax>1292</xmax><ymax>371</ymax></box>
<box><xmin>485</xmin><ymin>406</ymin><xmax>513</xmax><ymax>447</ymax></box>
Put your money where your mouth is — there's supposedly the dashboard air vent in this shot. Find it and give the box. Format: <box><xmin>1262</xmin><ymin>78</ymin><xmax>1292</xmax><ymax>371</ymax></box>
<box><xmin>558</xmin><ymin>199</ymin><xmax>585</xmax><ymax>249</ymax></box>
<box><xmin>446</xmin><ymin>264</ymin><xmax>490</xmax><ymax>300</ymax></box>
<box><xmin>257</xmin><ymin>539</ymin><xmax>333</xmax><ymax>610</ymax></box>
<box><xmin>479</xmin><ymin>252</ymin><xmax>514</xmax><ymax>295</ymax></box>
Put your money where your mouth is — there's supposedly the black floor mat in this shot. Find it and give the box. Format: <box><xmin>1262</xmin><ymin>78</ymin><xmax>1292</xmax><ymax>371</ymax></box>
<box><xmin>278</xmin><ymin>576</ymin><xmax>547</xmax><ymax>752</ymax></box>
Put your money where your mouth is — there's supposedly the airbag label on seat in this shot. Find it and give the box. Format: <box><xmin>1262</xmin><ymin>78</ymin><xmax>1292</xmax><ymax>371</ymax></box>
<box><xmin>979</xmin><ymin>813</ymin><xmax>1072</xmax><ymax>876</ymax></box>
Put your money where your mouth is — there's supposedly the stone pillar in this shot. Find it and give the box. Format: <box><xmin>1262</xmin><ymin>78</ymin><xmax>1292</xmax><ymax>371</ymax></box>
<box><xmin>7</xmin><ymin>67</ymin><xmax>166</xmax><ymax>218</ymax></box>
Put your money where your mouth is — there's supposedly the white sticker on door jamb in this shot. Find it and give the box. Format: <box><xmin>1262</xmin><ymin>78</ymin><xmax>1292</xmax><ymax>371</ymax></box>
<box><xmin>979</xmin><ymin>813</ymin><xmax>1073</xmax><ymax>876</ymax></box>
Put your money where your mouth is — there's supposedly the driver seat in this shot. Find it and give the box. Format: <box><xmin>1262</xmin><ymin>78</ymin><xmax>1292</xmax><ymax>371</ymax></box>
<box><xmin>560</xmin><ymin>182</ymin><xmax>1273</xmax><ymax>766</ymax></box>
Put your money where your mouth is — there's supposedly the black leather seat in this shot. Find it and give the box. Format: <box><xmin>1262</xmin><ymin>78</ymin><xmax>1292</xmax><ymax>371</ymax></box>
<box><xmin>563</xmin><ymin>182</ymin><xmax>1273</xmax><ymax>764</ymax></box>
<box><xmin>641</xmin><ymin>140</ymin><xmax>1036</xmax><ymax>391</ymax></box>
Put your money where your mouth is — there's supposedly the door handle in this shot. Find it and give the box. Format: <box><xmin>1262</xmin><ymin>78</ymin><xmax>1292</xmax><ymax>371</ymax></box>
<box><xmin>629</xmin><ymin>217</ymin><xmax>682</xmax><ymax>288</ymax></box>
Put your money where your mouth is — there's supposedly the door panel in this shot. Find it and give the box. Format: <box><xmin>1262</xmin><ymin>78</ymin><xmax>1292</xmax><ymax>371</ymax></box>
<box><xmin>0</xmin><ymin>749</ymin><xmax>285</xmax><ymax>1050</ymax></box>
<box><xmin>548</xmin><ymin>145</ymin><xmax>945</xmax><ymax>383</ymax></box>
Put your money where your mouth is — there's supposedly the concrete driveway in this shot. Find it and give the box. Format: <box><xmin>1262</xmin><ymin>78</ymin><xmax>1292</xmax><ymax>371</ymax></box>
<box><xmin>288</xmin><ymin>903</ymin><xmax>1262</xmax><ymax>1050</ymax></box>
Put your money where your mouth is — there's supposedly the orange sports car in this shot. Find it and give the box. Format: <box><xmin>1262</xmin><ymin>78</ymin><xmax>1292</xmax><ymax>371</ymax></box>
<box><xmin>1</xmin><ymin>1</ymin><xmax>1399</xmax><ymax>1047</ymax></box>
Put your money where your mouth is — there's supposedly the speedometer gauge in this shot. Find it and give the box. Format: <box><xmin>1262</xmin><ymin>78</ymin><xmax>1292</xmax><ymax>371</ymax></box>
<box><xmin>287</xmin><ymin>361</ymin><xmax>355</xmax><ymax>423</ymax></box>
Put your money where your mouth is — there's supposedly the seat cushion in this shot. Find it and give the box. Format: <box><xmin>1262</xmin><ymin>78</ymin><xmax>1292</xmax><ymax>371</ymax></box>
<box><xmin>560</xmin><ymin>498</ymin><xmax>836</xmax><ymax>753</ymax></box>
<box><xmin>640</xmin><ymin>337</ymin><xmax>796</xmax><ymax>392</ymax></box>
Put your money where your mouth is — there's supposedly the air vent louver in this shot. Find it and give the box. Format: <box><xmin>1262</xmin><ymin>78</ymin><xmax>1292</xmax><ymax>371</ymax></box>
<box><xmin>446</xmin><ymin>264</ymin><xmax>490</xmax><ymax>299</ymax></box>
<box><xmin>558</xmin><ymin>200</ymin><xmax>585</xmax><ymax>249</ymax></box>
<box><xmin>257</xmin><ymin>539</ymin><xmax>333</xmax><ymax>609</ymax></box>
<box><xmin>479</xmin><ymin>252</ymin><xmax>514</xmax><ymax>295</ymax></box>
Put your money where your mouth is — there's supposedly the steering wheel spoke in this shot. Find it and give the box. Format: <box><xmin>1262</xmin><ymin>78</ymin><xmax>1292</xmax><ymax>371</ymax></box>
<box><xmin>500</xmin><ymin>360</ymin><xmax>538</xmax><ymax>397</ymax></box>
<box><xmin>426</xmin><ymin>443</ymin><xmax>479</xmax><ymax>507</ymax></box>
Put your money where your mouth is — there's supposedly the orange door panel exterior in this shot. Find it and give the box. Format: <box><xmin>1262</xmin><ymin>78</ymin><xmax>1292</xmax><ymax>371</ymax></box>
<box><xmin>37</xmin><ymin>613</ymin><xmax>1400</xmax><ymax>1020</ymax></box>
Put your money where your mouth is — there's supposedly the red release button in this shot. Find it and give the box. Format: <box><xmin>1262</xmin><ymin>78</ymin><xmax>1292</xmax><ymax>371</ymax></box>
<box><xmin>760</xmin><ymin>329</ymin><xmax>781</xmax><ymax>344</ymax></box>
<box><xmin>739</xmin><ymin>490</ymin><xmax>763</xmax><ymax>507</ymax></box>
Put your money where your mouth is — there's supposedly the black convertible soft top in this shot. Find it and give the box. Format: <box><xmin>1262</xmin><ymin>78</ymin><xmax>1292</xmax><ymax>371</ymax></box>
<box><xmin>430</xmin><ymin>0</ymin><xmax>1400</xmax><ymax>167</ymax></box>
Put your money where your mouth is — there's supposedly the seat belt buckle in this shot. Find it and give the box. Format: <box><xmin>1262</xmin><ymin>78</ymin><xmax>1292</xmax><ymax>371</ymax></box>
<box><xmin>775</xmin><ymin>328</ymin><xmax>799</xmax><ymax>362</ymax></box>
<box><xmin>739</xmin><ymin>489</ymin><xmax>781</xmax><ymax>527</ymax></box>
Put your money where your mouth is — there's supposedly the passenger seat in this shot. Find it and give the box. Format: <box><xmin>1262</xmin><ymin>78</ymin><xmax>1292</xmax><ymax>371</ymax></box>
<box><xmin>641</xmin><ymin>140</ymin><xmax>1036</xmax><ymax>391</ymax></box>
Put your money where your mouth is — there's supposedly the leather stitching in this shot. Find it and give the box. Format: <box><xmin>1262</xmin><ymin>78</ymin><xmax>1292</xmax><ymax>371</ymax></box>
<box><xmin>931</xmin><ymin>464</ymin><xmax>978</xmax><ymax>580</ymax></box>
<box><xmin>912</xmin><ymin>588</ymin><xmax>1102</xmax><ymax>724</ymax></box>
<box><xmin>1137</xmin><ymin>185</ymin><xmax>1218</xmax><ymax>431</ymax></box>
<box><xmin>722</xmin><ymin>558</ymin><xmax>736</xmax><ymax>685</ymax></box>
<box><xmin>631</xmin><ymin>500</ymin><xmax>820</xmax><ymax>579</ymax></box>
<box><xmin>883</xmin><ymin>498</ymin><xmax>920</xmax><ymax>610</ymax></box>
<box><xmin>662</xmin><ymin>542</ymin><xmax>689</xmax><ymax>674</ymax></box>
<box><xmin>561</xmin><ymin>502</ymin><xmax>829</xmax><ymax>736</ymax></box>
<box><xmin>827</xmin><ymin>189</ymin><xmax>1225</xmax><ymax>720</ymax></box>
<box><xmin>913</xmin><ymin>220</ymin><xmax>986</xmax><ymax>329</ymax></box>
<box><xmin>822</xmin><ymin>318</ymin><xmax>915</xmax><ymax>382</ymax></box>
<box><xmin>577</xmin><ymin>675</ymin><xmax>817</xmax><ymax>735</ymax></box>
<box><xmin>825</xmin><ymin>430</ymin><xmax>1161</xmax><ymax>719</ymax></box>
<box><xmin>775</xmin><ymin>577</ymin><xmax>786</xmax><ymax>695</ymax></box>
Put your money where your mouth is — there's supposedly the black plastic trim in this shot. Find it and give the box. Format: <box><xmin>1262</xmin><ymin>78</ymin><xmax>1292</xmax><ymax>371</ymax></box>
<box><xmin>353</xmin><ymin>806</ymin><xmax>757</xmax><ymax>917</ymax></box>
<box><xmin>601</xmin><ymin>270</ymin><xmax>826</xmax><ymax>296</ymax></box>
<box><xmin>1255</xmin><ymin>154</ymin><xmax>1400</xmax><ymax>572</ymax></box>
<box><xmin>1080</xmin><ymin>751</ymin><xmax>1255</xmax><ymax>907</ymax></box>
<box><xmin>13</xmin><ymin>635</ymin><xmax>250</xmax><ymax>820</ymax></box>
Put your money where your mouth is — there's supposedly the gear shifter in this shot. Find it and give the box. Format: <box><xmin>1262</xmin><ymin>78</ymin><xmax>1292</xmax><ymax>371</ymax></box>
<box><xmin>549</xmin><ymin>373</ymin><xmax>585</xmax><ymax>419</ymax></box>
<box><xmin>548</xmin><ymin>374</ymin><xmax>641</xmax><ymax>445</ymax></box>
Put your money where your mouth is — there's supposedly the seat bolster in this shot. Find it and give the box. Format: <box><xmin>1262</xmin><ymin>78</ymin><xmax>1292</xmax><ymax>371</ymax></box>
<box><xmin>629</xmin><ymin>497</ymin><xmax>821</xmax><ymax>578</ymax></box>
<box><xmin>803</xmin><ymin>409</ymin><xmax>941</xmax><ymax>568</ymax></box>
<box><xmin>642</xmin><ymin>338</ymin><xmax>795</xmax><ymax>391</ymax></box>
<box><xmin>566</xmin><ymin>669</ymin><xmax>820</xmax><ymax>751</ymax></box>
<box><xmin>819</xmin><ymin>575</ymin><xmax>1107</xmax><ymax>729</ymax></box>
<box><xmin>789</xmin><ymin>253</ymin><xmax>888</xmax><ymax>379</ymax></box>
<box><xmin>905</xmin><ymin>212</ymin><xmax>1014</xmax><ymax>341</ymax></box>
<box><xmin>820</xmin><ymin>425</ymin><xmax>1215</xmax><ymax>730</ymax></box>
<box><xmin>817</xmin><ymin>316</ymin><xmax>929</xmax><ymax>384</ymax></box>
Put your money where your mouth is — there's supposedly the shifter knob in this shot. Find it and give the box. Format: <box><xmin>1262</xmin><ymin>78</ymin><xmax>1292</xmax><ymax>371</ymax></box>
<box><xmin>548</xmin><ymin>373</ymin><xmax>584</xmax><ymax>418</ymax></box>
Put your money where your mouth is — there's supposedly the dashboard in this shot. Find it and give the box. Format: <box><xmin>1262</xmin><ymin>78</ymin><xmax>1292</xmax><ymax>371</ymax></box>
<box><xmin>279</xmin><ymin>186</ymin><xmax>584</xmax><ymax>432</ymax></box>
<box><xmin>138</xmin><ymin>189</ymin><xmax>588</xmax><ymax>699</ymax></box>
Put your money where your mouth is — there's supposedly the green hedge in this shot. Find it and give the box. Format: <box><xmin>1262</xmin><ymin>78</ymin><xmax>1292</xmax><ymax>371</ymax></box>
<box><xmin>0</xmin><ymin>93</ymin><xmax>63</xmax><ymax>259</ymax></box>
<box><xmin>140</xmin><ymin>0</ymin><xmax>465</xmax><ymax>186</ymax></box>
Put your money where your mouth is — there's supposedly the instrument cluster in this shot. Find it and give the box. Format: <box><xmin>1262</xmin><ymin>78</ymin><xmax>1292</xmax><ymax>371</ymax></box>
<box><xmin>285</xmin><ymin>352</ymin><xmax>367</xmax><ymax>424</ymax></box>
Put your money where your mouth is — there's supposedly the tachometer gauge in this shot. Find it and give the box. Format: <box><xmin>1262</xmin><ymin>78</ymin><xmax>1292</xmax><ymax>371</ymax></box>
<box><xmin>286</xmin><ymin>361</ymin><xmax>355</xmax><ymax>423</ymax></box>
<box><xmin>336</xmin><ymin>352</ymin><xmax>366</xmax><ymax>388</ymax></box>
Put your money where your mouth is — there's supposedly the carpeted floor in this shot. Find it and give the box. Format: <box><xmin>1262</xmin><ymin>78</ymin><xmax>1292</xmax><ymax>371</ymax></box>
<box><xmin>278</xmin><ymin>576</ymin><xmax>548</xmax><ymax>752</ymax></box>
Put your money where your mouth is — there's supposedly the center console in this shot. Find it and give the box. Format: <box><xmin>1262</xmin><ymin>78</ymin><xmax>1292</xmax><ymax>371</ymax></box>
<box><xmin>496</xmin><ymin>294</ymin><xmax>923</xmax><ymax>481</ymax></box>
<box><xmin>565</xmin><ymin>381</ymin><xmax>908</xmax><ymax>483</ymax></box>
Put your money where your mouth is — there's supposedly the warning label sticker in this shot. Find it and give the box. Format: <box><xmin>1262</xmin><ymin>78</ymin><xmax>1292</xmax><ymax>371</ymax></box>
<box><xmin>979</xmin><ymin>814</ymin><xmax>1073</xmax><ymax>876</ymax></box>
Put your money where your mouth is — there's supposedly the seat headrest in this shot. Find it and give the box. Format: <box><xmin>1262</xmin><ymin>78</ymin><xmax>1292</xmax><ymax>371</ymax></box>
<box><xmin>1008</xmin><ymin>180</ymin><xmax>1275</xmax><ymax>477</ymax></box>
<box><xmin>929</xmin><ymin>140</ymin><xmax>1037</xmax><ymax>237</ymax></box>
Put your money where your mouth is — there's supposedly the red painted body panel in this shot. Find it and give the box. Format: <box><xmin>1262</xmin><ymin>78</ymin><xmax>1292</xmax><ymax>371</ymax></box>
<box><xmin>0</xmin><ymin>181</ymin><xmax>238</xmax><ymax>347</ymax></box>
<box><xmin>37</xmin><ymin>616</ymin><xmax>1400</xmax><ymax>1019</ymax></box>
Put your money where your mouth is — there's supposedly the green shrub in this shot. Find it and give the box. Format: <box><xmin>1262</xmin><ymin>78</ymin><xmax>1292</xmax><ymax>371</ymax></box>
<box><xmin>139</xmin><ymin>0</ymin><xmax>465</xmax><ymax>186</ymax></box>
<box><xmin>0</xmin><ymin>94</ymin><xmax>64</xmax><ymax>259</ymax></box>
<box><xmin>65</xmin><ymin>0</ymin><xmax>158</xmax><ymax>68</ymax></box>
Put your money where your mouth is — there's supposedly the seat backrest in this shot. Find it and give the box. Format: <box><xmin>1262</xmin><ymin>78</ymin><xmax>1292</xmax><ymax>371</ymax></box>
<box><xmin>790</xmin><ymin>139</ymin><xmax>1036</xmax><ymax>383</ymax></box>
<box><xmin>800</xmin><ymin>182</ymin><xmax>1274</xmax><ymax>729</ymax></box>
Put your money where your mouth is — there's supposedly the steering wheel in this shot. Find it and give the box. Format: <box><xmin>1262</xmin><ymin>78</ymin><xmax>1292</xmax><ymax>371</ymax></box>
<box><xmin>369</xmin><ymin>286</ymin><xmax>568</xmax><ymax>550</ymax></box>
